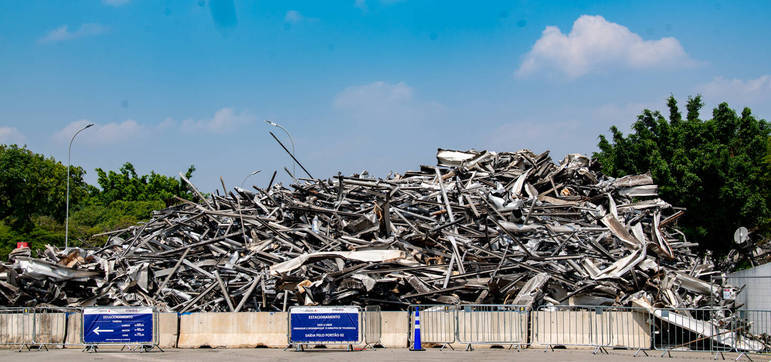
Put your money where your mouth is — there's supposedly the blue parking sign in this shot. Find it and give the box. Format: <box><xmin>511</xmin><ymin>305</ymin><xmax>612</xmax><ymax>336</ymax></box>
<box><xmin>290</xmin><ymin>306</ymin><xmax>360</xmax><ymax>343</ymax></box>
<box><xmin>83</xmin><ymin>307</ymin><xmax>154</xmax><ymax>344</ymax></box>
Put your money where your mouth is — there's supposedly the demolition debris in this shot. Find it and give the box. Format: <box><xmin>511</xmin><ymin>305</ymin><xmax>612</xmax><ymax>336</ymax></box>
<box><xmin>0</xmin><ymin>149</ymin><xmax>741</xmax><ymax>314</ymax></box>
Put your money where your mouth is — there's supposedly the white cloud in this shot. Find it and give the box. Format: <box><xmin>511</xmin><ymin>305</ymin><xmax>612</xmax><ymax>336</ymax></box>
<box><xmin>0</xmin><ymin>127</ymin><xmax>26</xmax><ymax>144</ymax></box>
<box><xmin>333</xmin><ymin>81</ymin><xmax>444</xmax><ymax>123</ymax></box>
<box><xmin>285</xmin><ymin>10</ymin><xmax>304</xmax><ymax>24</ymax></box>
<box><xmin>284</xmin><ymin>10</ymin><xmax>318</xmax><ymax>24</ymax></box>
<box><xmin>158</xmin><ymin>117</ymin><xmax>176</xmax><ymax>130</ymax></box>
<box><xmin>517</xmin><ymin>15</ymin><xmax>693</xmax><ymax>78</ymax></box>
<box><xmin>52</xmin><ymin>108</ymin><xmax>252</xmax><ymax>146</ymax></box>
<box><xmin>39</xmin><ymin>23</ymin><xmax>107</xmax><ymax>43</ymax></box>
<box><xmin>53</xmin><ymin>120</ymin><xmax>142</xmax><ymax>145</ymax></box>
<box><xmin>700</xmin><ymin>75</ymin><xmax>771</xmax><ymax>103</ymax></box>
<box><xmin>181</xmin><ymin>107</ymin><xmax>254</xmax><ymax>133</ymax></box>
<box><xmin>102</xmin><ymin>0</ymin><xmax>130</xmax><ymax>6</ymax></box>
<box><xmin>335</xmin><ymin>81</ymin><xmax>413</xmax><ymax>110</ymax></box>
<box><xmin>488</xmin><ymin>120</ymin><xmax>585</xmax><ymax>156</ymax></box>
<box><xmin>487</xmin><ymin>99</ymin><xmax>674</xmax><ymax>160</ymax></box>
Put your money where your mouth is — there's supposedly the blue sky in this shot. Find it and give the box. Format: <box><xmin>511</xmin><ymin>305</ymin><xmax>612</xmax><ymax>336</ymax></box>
<box><xmin>1</xmin><ymin>0</ymin><xmax>770</xmax><ymax>192</ymax></box>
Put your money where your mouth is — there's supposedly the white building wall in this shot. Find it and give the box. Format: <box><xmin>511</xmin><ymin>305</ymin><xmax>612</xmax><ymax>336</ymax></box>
<box><xmin>727</xmin><ymin>262</ymin><xmax>771</xmax><ymax>335</ymax></box>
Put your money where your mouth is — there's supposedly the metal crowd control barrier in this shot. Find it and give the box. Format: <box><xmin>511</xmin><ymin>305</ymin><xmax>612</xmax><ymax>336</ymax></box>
<box><xmin>733</xmin><ymin>310</ymin><xmax>771</xmax><ymax>360</ymax></box>
<box><xmin>33</xmin><ymin>307</ymin><xmax>72</xmax><ymax>350</ymax></box>
<box><xmin>652</xmin><ymin>307</ymin><xmax>735</xmax><ymax>359</ymax></box>
<box><xmin>652</xmin><ymin>307</ymin><xmax>771</xmax><ymax>359</ymax></box>
<box><xmin>0</xmin><ymin>307</ymin><xmax>36</xmax><ymax>351</ymax></box>
<box><xmin>599</xmin><ymin>306</ymin><xmax>652</xmax><ymax>355</ymax></box>
<box><xmin>533</xmin><ymin>305</ymin><xmax>604</xmax><ymax>353</ymax></box>
<box><xmin>287</xmin><ymin>306</ymin><xmax>363</xmax><ymax>351</ymax></box>
<box><xmin>456</xmin><ymin>304</ymin><xmax>529</xmax><ymax>351</ymax></box>
<box><xmin>409</xmin><ymin>304</ymin><xmax>457</xmax><ymax>350</ymax></box>
<box><xmin>364</xmin><ymin>305</ymin><xmax>382</xmax><ymax>349</ymax></box>
<box><xmin>0</xmin><ymin>306</ymin><xmax>76</xmax><ymax>351</ymax></box>
<box><xmin>60</xmin><ymin>307</ymin><xmax>86</xmax><ymax>349</ymax></box>
<box><xmin>532</xmin><ymin>305</ymin><xmax>652</xmax><ymax>355</ymax></box>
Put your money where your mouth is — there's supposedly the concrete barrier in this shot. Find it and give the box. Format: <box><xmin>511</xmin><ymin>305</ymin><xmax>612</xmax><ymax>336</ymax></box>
<box><xmin>11</xmin><ymin>307</ymin><xmax>653</xmax><ymax>350</ymax></box>
<box><xmin>380</xmin><ymin>311</ymin><xmax>408</xmax><ymax>348</ymax></box>
<box><xmin>61</xmin><ymin>309</ymin><xmax>393</xmax><ymax>349</ymax></box>
<box><xmin>178</xmin><ymin>312</ymin><xmax>287</xmax><ymax>348</ymax></box>
<box><xmin>64</xmin><ymin>311</ymin><xmax>82</xmax><ymax>346</ymax></box>
<box><xmin>158</xmin><ymin>312</ymin><xmax>178</xmax><ymax>348</ymax></box>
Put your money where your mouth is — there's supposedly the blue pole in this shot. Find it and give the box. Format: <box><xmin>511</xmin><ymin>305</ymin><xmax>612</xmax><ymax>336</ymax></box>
<box><xmin>411</xmin><ymin>307</ymin><xmax>424</xmax><ymax>351</ymax></box>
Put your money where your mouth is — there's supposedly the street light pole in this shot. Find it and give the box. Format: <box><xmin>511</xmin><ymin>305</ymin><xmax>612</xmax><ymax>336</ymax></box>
<box><xmin>65</xmin><ymin>123</ymin><xmax>94</xmax><ymax>251</ymax></box>
<box><xmin>265</xmin><ymin>120</ymin><xmax>295</xmax><ymax>177</ymax></box>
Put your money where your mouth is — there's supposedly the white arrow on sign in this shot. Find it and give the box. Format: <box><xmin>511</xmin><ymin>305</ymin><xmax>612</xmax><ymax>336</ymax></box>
<box><xmin>93</xmin><ymin>327</ymin><xmax>114</xmax><ymax>335</ymax></box>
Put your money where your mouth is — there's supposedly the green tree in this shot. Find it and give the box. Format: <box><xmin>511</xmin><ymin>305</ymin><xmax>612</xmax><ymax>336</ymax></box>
<box><xmin>595</xmin><ymin>96</ymin><xmax>770</xmax><ymax>254</ymax></box>
<box><xmin>0</xmin><ymin>145</ymin><xmax>196</xmax><ymax>258</ymax></box>
<box><xmin>94</xmin><ymin>162</ymin><xmax>195</xmax><ymax>206</ymax></box>
<box><xmin>0</xmin><ymin>144</ymin><xmax>89</xmax><ymax>229</ymax></box>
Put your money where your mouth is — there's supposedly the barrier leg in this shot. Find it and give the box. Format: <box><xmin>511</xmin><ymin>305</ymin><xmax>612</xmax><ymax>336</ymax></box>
<box><xmin>735</xmin><ymin>352</ymin><xmax>752</xmax><ymax>362</ymax></box>
<box><xmin>139</xmin><ymin>344</ymin><xmax>162</xmax><ymax>352</ymax></box>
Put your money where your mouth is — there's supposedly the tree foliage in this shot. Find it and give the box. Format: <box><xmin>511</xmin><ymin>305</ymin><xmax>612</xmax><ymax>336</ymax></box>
<box><xmin>0</xmin><ymin>145</ymin><xmax>195</xmax><ymax>258</ymax></box>
<box><xmin>94</xmin><ymin>162</ymin><xmax>195</xmax><ymax>206</ymax></box>
<box><xmin>595</xmin><ymin>95</ymin><xmax>770</xmax><ymax>254</ymax></box>
<box><xmin>0</xmin><ymin>145</ymin><xmax>89</xmax><ymax>229</ymax></box>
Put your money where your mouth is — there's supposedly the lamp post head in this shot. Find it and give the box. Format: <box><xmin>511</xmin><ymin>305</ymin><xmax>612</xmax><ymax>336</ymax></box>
<box><xmin>265</xmin><ymin>120</ymin><xmax>278</xmax><ymax>127</ymax></box>
<box><xmin>85</xmin><ymin>123</ymin><xmax>94</xmax><ymax>129</ymax></box>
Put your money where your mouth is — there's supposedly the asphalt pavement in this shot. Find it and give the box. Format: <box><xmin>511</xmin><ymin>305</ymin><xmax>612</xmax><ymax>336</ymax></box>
<box><xmin>0</xmin><ymin>348</ymin><xmax>766</xmax><ymax>362</ymax></box>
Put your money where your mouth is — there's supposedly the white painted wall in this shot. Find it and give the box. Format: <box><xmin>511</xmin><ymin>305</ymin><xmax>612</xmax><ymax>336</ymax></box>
<box><xmin>727</xmin><ymin>262</ymin><xmax>771</xmax><ymax>334</ymax></box>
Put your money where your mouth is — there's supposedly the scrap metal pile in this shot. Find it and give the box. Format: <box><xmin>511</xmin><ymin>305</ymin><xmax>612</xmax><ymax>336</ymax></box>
<box><xmin>1</xmin><ymin>149</ymin><xmax>731</xmax><ymax>313</ymax></box>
